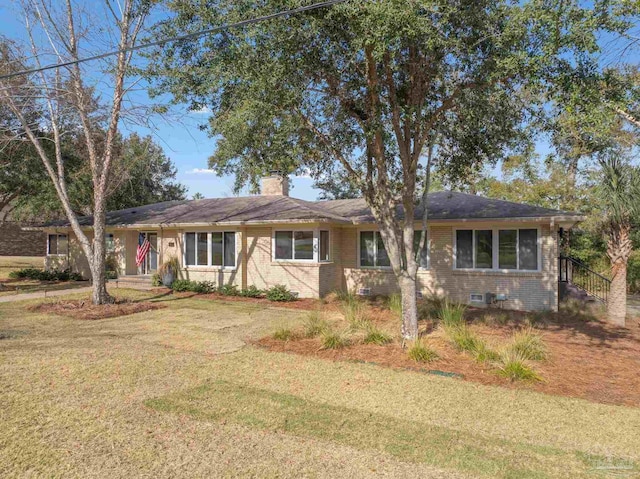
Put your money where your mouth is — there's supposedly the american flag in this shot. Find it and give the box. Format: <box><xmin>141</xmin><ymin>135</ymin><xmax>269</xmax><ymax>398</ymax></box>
<box><xmin>136</xmin><ymin>233</ymin><xmax>151</xmax><ymax>267</ymax></box>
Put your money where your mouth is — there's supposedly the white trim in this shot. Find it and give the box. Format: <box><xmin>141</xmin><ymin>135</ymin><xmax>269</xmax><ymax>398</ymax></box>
<box><xmin>272</xmin><ymin>229</ymin><xmax>318</xmax><ymax>262</ymax></box>
<box><xmin>453</xmin><ymin>227</ymin><xmax>542</xmax><ymax>272</ymax></box>
<box><xmin>47</xmin><ymin>233</ymin><xmax>68</xmax><ymax>256</ymax></box>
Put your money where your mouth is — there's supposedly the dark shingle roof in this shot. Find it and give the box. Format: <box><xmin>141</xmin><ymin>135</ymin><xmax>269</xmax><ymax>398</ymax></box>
<box><xmin>44</xmin><ymin>191</ymin><xmax>581</xmax><ymax>228</ymax></box>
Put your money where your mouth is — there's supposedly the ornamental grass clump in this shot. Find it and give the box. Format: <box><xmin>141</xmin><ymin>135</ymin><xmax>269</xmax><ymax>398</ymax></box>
<box><xmin>363</xmin><ymin>323</ymin><xmax>393</xmax><ymax>345</ymax></box>
<box><xmin>321</xmin><ymin>328</ymin><xmax>351</xmax><ymax>350</ymax></box>
<box><xmin>497</xmin><ymin>349</ymin><xmax>542</xmax><ymax>382</ymax></box>
<box><xmin>304</xmin><ymin>311</ymin><xmax>330</xmax><ymax>338</ymax></box>
<box><xmin>509</xmin><ymin>327</ymin><xmax>548</xmax><ymax>361</ymax></box>
<box><xmin>387</xmin><ymin>293</ymin><xmax>402</xmax><ymax>318</ymax></box>
<box><xmin>272</xmin><ymin>327</ymin><xmax>296</xmax><ymax>341</ymax></box>
<box><xmin>437</xmin><ymin>299</ymin><xmax>467</xmax><ymax>328</ymax></box>
<box><xmin>407</xmin><ymin>338</ymin><xmax>439</xmax><ymax>363</ymax></box>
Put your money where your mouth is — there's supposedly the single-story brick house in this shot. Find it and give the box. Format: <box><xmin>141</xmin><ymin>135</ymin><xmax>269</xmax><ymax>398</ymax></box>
<box><xmin>39</xmin><ymin>175</ymin><xmax>583</xmax><ymax>311</ymax></box>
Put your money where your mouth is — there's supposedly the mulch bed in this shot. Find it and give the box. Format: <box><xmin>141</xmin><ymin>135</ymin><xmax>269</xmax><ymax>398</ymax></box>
<box><xmin>28</xmin><ymin>299</ymin><xmax>165</xmax><ymax>320</ymax></box>
<box><xmin>257</xmin><ymin>308</ymin><xmax>640</xmax><ymax>408</ymax></box>
<box><xmin>172</xmin><ymin>291</ymin><xmax>325</xmax><ymax>311</ymax></box>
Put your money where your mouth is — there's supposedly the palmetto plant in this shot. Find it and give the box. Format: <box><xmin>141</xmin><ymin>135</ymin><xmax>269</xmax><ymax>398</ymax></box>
<box><xmin>599</xmin><ymin>154</ymin><xmax>640</xmax><ymax>325</ymax></box>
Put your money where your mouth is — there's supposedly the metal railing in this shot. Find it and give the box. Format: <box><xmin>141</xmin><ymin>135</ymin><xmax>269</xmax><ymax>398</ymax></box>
<box><xmin>558</xmin><ymin>255</ymin><xmax>611</xmax><ymax>303</ymax></box>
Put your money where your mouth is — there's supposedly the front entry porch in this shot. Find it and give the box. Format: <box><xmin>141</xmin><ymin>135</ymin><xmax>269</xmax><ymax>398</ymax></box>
<box><xmin>123</xmin><ymin>231</ymin><xmax>159</xmax><ymax>276</ymax></box>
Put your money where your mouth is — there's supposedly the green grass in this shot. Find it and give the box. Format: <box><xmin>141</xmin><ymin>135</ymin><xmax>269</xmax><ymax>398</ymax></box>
<box><xmin>146</xmin><ymin>380</ymin><xmax>636</xmax><ymax>478</ymax></box>
<box><xmin>321</xmin><ymin>328</ymin><xmax>351</xmax><ymax>349</ymax></box>
<box><xmin>407</xmin><ymin>339</ymin><xmax>439</xmax><ymax>363</ymax></box>
<box><xmin>444</xmin><ymin>323</ymin><xmax>481</xmax><ymax>353</ymax></box>
<box><xmin>497</xmin><ymin>350</ymin><xmax>542</xmax><ymax>382</ymax></box>
<box><xmin>437</xmin><ymin>299</ymin><xmax>467</xmax><ymax>327</ymax></box>
<box><xmin>472</xmin><ymin>340</ymin><xmax>501</xmax><ymax>363</ymax></box>
<box><xmin>303</xmin><ymin>310</ymin><xmax>330</xmax><ymax>338</ymax></box>
<box><xmin>362</xmin><ymin>324</ymin><xmax>393</xmax><ymax>345</ymax></box>
<box><xmin>0</xmin><ymin>256</ymin><xmax>44</xmax><ymax>280</ymax></box>
<box><xmin>273</xmin><ymin>327</ymin><xmax>296</xmax><ymax>341</ymax></box>
<box><xmin>509</xmin><ymin>327</ymin><xmax>548</xmax><ymax>361</ymax></box>
<box><xmin>387</xmin><ymin>293</ymin><xmax>402</xmax><ymax>318</ymax></box>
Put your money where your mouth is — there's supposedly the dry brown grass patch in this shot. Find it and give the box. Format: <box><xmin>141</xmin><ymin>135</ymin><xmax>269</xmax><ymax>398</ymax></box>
<box><xmin>28</xmin><ymin>299</ymin><xmax>165</xmax><ymax>320</ymax></box>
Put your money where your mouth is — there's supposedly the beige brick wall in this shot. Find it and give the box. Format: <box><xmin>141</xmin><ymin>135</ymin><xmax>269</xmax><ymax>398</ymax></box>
<box><xmin>341</xmin><ymin>222</ymin><xmax>559</xmax><ymax>311</ymax></box>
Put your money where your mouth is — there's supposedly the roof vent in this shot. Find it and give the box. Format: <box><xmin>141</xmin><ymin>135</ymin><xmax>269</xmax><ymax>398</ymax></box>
<box><xmin>261</xmin><ymin>173</ymin><xmax>289</xmax><ymax>196</ymax></box>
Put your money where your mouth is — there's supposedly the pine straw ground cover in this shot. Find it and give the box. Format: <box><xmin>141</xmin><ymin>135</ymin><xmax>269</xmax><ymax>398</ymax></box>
<box><xmin>258</xmin><ymin>296</ymin><xmax>640</xmax><ymax>407</ymax></box>
<box><xmin>2</xmin><ymin>289</ymin><xmax>640</xmax><ymax>478</ymax></box>
<box><xmin>28</xmin><ymin>298</ymin><xmax>165</xmax><ymax>320</ymax></box>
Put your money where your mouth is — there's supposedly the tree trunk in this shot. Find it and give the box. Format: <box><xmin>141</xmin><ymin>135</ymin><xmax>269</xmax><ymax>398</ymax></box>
<box><xmin>90</xmin><ymin>200</ymin><xmax>112</xmax><ymax>305</ymax></box>
<box><xmin>607</xmin><ymin>260</ymin><xmax>627</xmax><ymax>327</ymax></box>
<box><xmin>399</xmin><ymin>274</ymin><xmax>419</xmax><ymax>340</ymax></box>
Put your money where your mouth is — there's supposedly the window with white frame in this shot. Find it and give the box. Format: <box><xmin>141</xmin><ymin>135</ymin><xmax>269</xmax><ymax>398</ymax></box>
<box><xmin>455</xmin><ymin>228</ymin><xmax>539</xmax><ymax>271</ymax></box>
<box><xmin>184</xmin><ymin>232</ymin><xmax>236</xmax><ymax>267</ymax></box>
<box><xmin>274</xmin><ymin>230</ymin><xmax>314</xmax><ymax>260</ymax></box>
<box><xmin>359</xmin><ymin>230</ymin><xmax>429</xmax><ymax>269</ymax></box>
<box><xmin>47</xmin><ymin>234</ymin><xmax>68</xmax><ymax>256</ymax></box>
<box><xmin>359</xmin><ymin>231</ymin><xmax>390</xmax><ymax>268</ymax></box>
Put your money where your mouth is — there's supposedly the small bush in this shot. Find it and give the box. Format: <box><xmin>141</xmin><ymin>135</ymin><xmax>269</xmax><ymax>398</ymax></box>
<box><xmin>363</xmin><ymin>324</ymin><xmax>393</xmax><ymax>345</ymax></box>
<box><xmin>151</xmin><ymin>273</ymin><xmax>162</xmax><ymax>287</ymax></box>
<box><xmin>508</xmin><ymin>328</ymin><xmax>547</xmax><ymax>361</ymax></box>
<box><xmin>321</xmin><ymin>329</ymin><xmax>350</xmax><ymax>349</ymax></box>
<box><xmin>304</xmin><ymin>311</ymin><xmax>329</xmax><ymax>338</ymax></box>
<box><xmin>171</xmin><ymin>279</ymin><xmax>216</xmax><ymax>293</ymax></box>
<box><xmin>239</xmin><ymin>285</ymin><xmax>263</xmax><ymax>298</ymax></box>
<box><xmin>217</xmin><ymin>284</ymin><xmax>239</xmax><ymax>296</ymax></box>
<box><xmin>8</xmin><ymin>268</ymin><xmax>81</xmax><ymax>282</ymax></box>
<box><xmin>437</xmin><ymin>300</ymin><xmax>467</xmax><ymax>327</ymax></box>
<box><xmin>266</xmin><ymin>284</ymin><xmax>297</xmax><ymax>302</ymax></box>
<box><xmin>407</xmin><ymin>339</ymin><xmax>439</xmax><ymax>363</ymax></box>
<box><xmin>272</xmin><ymin>327</ymin><xmax>295</xmax><ymax>341</ymax></box>
<box><xmin>388</xmin><ymin>293</ymin><xmax>402</xmax><ymax>317</ymax></box>
<box><xmin>497</xmin><ymin>350</ymin><xmax>542</xmax><ymax>381</ymax></box>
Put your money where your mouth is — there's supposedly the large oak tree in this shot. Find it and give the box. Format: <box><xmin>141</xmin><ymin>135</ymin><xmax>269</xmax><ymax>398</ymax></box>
<box><xmin>148</xmin><ymin>0</ymin><xmax>634</xmax><ymax>338</ymax></box>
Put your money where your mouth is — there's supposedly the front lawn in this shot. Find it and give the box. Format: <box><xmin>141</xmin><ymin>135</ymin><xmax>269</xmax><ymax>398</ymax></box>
<box><xmin>0</xmin><ymin>256</ymin><xmax>43</xmax><ymax>280</ymax></box>
<box><xmin>1</xmin><ymin>289</ymin><xmax>639</xmax><ymax>478</ymax></box>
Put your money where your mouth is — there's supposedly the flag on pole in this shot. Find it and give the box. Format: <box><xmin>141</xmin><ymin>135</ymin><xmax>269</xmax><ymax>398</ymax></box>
<box><xmin>136</xmin><ymin>233</ymin><xmax>151</xmax><ymax>267</ymax></box>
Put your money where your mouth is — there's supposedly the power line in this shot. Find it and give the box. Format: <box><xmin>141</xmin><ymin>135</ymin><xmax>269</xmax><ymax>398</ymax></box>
<box><xmin>0</xmin><ymin>0</ymin><xmax>347</xmax><ymax>81</ymax></box>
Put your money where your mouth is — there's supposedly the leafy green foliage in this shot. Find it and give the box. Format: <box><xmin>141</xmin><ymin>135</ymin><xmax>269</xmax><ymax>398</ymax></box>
<box><xmin>171</xmin><ymin>279</ymin><xmax>216</xmax><ymax>294</ymax></box>
<box><xmin>265</xmin><ymin>284</ymin><xmax>297</xmax><ymax>302</ymax></box>
<box><xmin>8</xmin><ymin>268</ymin><xmax>82</xmax><ymax>282</ymax></box>
<box><xmin>238</xmin><ymin>285</ymin><xmax>263</xmax><ymax>298</ymax></box>
<box><xmin>407</xmin><ymin>339</ymin><xmax>439</xmax><ymax>363</ymax></box>
<box><xmin>217</xmin><ymin>284</ymin><xmax>239</xmax><ymax>296</ymax></box>
<box><xmin>151</xmin><ymin>273</ymin><xmax>162</xmax><ymax>287</ymax></box>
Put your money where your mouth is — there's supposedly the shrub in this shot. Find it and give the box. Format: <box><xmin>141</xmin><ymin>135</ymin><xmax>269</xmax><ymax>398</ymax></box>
<box><xmin>171</xmin><ymin>279</ymin><xmax>216</xmax><ymax>293</ymax></box>
<box><xmin>321</xmin><ymin>329</ymin><xmax>350</xmax><ymax>349</ymax></box>
<box><xmin>407</xmin><ymin>339</ymin><xmax>439</xmax><ymax>363</ymax></box>
<box><xmin>151</xmin><ymin>273</ymin><xmax>162</xmax><ymax>287</ymax></box>
<box><xmin>8</xmin><ymin>268</ymin><xmax>81</xmax><ymax>282</ymax></box>
<box><xmin>508</xmin><ymin>328</ymin><xmax>547</xmax><ymax>361</ymax></box>
<box><xmin>217</xmin><ymin>284</ymin><xmax>239</xmax><ymax>296</ymax></box>
<box><xmin>437</xmin><ymin>300</ymin><xmax>467</xmax><ymax>327</ymax></box>
<box><xmin>387</xmin><ymin>293</ymin><xmax>402</xmax><ymax>318</ymax></box>
<box><xmin>304</xmin><ymin>311</ymin><xmax>329</xmax><ymax>338</ymax></box>
<box><xmin>363</xmin><ymin>324</ymin><xmax>393</xmax><ymax>345</ymax></box>
<box><xmin>266</xmin><ymin>284</ymin><xmax>297</xmax><ymax>302</ymax></box>
<box><xmin>497</xmin><ymin>350</ymin><xmax>542</xmax><ymax>381</ymax></box>
<box><xmin>273</xmin><ymin>327</ymin><xmax>295</xmax><ymax>341</ymax></box>
<box><xmin>239</xmin><ymin>285</ymin><xmax>263</xmax><ymax>298</ymax></box>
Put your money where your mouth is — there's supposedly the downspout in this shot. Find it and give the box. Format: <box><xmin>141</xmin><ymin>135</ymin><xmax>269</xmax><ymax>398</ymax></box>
<box><xmin>241</xmin><ymin>226</ymin><xmax>248</xmax><ymax>290</ymax></box>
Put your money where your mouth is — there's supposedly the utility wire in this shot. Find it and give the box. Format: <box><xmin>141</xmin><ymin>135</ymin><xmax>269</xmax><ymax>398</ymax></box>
<box><xmin>0</xmin><ymin>0</ymin><xmax>346</xmax><ymax>80</ymax></box>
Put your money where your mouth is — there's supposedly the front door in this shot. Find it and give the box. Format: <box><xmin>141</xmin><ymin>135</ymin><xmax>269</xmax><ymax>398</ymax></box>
<box><xmin>139</xmin><ymin>232</ymin><xmax>158</xmax><ymax>275</ymax></box>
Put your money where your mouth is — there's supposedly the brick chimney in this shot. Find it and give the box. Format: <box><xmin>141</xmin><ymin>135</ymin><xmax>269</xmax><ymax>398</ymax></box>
<box><xmin>260</xmin><ymin>172</ymin><xmax>289</xmax><ymax>196</ymax></box>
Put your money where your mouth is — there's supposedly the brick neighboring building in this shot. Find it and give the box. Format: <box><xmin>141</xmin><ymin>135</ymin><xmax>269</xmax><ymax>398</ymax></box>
<box><xmin>38</xmin><ymin>174</ymin><xmax>583</xmax><ymax>311</ymax></box>
<box><xmin>0</xmin><ymin>222</ymin><xmax>46</xmax><ymax>257</ymax></box>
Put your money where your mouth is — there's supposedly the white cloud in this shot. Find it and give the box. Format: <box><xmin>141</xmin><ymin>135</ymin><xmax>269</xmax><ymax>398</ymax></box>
<box><xmin>187</xmin><ymin>168</ymin><xmax>216</xmax><ymax>175</ymax></box>
<box><xmin>188</xmin><ymin>106</ymin><xmax>211</xmax><ymax>115</ymax></box>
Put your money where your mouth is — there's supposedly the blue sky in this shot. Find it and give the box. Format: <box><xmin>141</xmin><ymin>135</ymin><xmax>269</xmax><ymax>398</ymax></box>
<box><xmin>1</xmin><ymin>2</ymin><xmax>637</xmax><ymax>202</ymax></box>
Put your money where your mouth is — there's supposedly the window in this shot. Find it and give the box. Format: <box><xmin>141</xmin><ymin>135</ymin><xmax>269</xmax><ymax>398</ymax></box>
<box><xmin>105</xmin><ymin>234</ymin><xmax>115</xmax><ymax>253</ymax></box>
<box><xmin>456</xmin><ymin>228</ymin><xmax>540</xmax><ymax>271</ymax></box>
<box><xmin>413</xmin><ymin>230</ymin><xmax>429</xmax><ymax>269</ymax></box>
<box><xmin>498</xmin><ymin>229</ymin><xmax>539</xmax><ymax>271</ymax></box>
<box><xmin>48</xmin><ymin>234</ymin><xmax>68</xmax><ymax>255</ymax></box>
<box><xmin>184</xmin><ymin>232</ymin><xmax>236</xmax><ymax>268</ymax></box>
<box><xmin>359</xmin><ymin>231</ymin><xmax>390</xmax><ymax>268</ymax></box>
<box><xmin>319</xmin><ymin>230</ymin><xmax>330</xmax><ymax>262</ymax></box>
<box><xmin>274</xmin><ymin>230</ymin><xmax>315</xmax><ymax>261</ymax></box>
